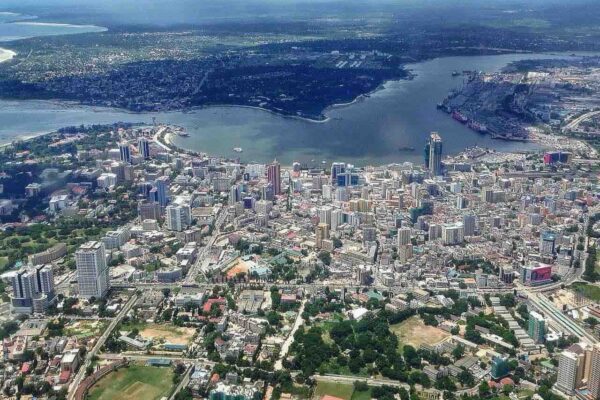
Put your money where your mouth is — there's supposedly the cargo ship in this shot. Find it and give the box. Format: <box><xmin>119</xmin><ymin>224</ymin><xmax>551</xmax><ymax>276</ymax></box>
<box><xmin>467</xmin><ymin>120</ymin><xmax>487</xmax><ymax>133</ymax></box>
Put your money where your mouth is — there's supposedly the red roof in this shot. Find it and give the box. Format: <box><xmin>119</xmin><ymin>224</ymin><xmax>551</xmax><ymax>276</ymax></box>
<box><xmin>59</xmin><ymin>370</ymin><xmax>71</xmax><ymax>383</ymax></box>
<box><xmin>20</xmin><ymin>363</ymin><xmax>30</xmax><ymax>374</ymax></box>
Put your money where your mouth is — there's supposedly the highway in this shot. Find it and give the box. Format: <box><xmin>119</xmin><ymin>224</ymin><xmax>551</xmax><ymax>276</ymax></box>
<box><xmin>563</xmin><ymin>110</ymin><xmax>600</xmax><ymax>132</ymax></box>
<box><xmin>68</xmin><ymin>293</ymin><xmax>138</xmax><ymax>400</ymax></box>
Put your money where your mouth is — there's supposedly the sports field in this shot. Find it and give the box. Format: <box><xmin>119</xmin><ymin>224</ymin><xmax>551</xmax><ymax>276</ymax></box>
<box><xmin>87</xmin><ymin>364</ymin><xmax>174</xmax><ymax>400</ymax></box>
<box><xmin>390</xmin><ymin>316</ymin><xmax>450</xmax><ymax>349</ymax></box>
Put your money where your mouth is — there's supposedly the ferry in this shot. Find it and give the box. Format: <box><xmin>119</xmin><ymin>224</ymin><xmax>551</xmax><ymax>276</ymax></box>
<box><xmin>233</xmin><ymin>147</ymin><xmax>243</xmax><ymax>153</ymax></box>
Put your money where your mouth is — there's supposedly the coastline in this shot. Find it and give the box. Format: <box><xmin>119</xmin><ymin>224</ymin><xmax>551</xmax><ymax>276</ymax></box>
<box><xmin>0</xmin><ymin>47</ymin><xmax>16</xmax><ymax>63</ymax></box>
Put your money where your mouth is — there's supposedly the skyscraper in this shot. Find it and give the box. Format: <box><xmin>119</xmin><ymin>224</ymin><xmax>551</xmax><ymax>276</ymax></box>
<box><xmin>463</xmin><ymin>214</ymin><xmax>477</xmax><ymax>236</ymax></box>
<box><xmin>166</xmin><ymin>204</ymin><xmax>192</xmax><ymax>231</ymax></box>
<box><xmin>330</xmin><ymin>162</ymin><xmax>345</xmax><ymax>185</ymax></box>
<box><xmin>589</xmin><ymin>344</ymin><xmax>600</xmax><ymax>399</ymax></box>
<box><xmin>10</xmin><ymin>264</ymin><xmax>55</xmax><ymax>314</ymax></box>
<box><xmin>119</xmin><ymin>143</ymin><xmax>131</xmax><ymax>163</ymax></box>
<box><xmin>155</xmin><ymin>176</ymin><xmax>170</xmax><ymax>207</ymax></box>
<box><xmin>397</xmin><ymin>227</ymin><xmax>412</xmax><ymax>246</ymax></box>
<box><xmin>138</xmin><ymin>137</ymin><xmax>150</xmax><ymax>159</ymax></box>
<box><xmin>527</xmin><ymin>310</ymin><xmax>546</xmax><ymax>343</ymax></box>
<box><xmin>315</xmin><ymin>223</ymin><xmax>329</xmax><ymax>248</ymax></box>
<box><xmin>556</xmin><ymin>350</ymin><xmax>580</xmax><ymax>395</ymax></box>
<box><xmin>76</xmin><ymin>241</ymin><xmax>109</xmax><ymax>299</ymax></box>
<box><xmin>427</xmin><ymin>132</ymin><xmax>443</xmax><ymax>175</ymax></box>
<box><xmin>267</xmin><ymin>160</ymin><xmax>281</xmax><ymax>195</ymax></box>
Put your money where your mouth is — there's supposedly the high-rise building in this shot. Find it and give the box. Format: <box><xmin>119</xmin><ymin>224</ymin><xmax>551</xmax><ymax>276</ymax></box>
<box><xmin>527</xmin><ymin>310</ymin><xmax>546</xmax><ymax>343</ymax></box>
<box><xmin>427</xmin><ymin>132</ymin><xmax>443</xmax><ymax>175</ymax></box>
<box><xmin>315</xmin><ymin>223</ymin><xmax>329</xmax><ymax>249</ymax></box>
<box><xmin>441</xmin><ymin>223</ymin><xmax>464</xmax><ymax>245</ymax></box>
<box><xmin>267</xmin><ymin>160</ymin><xmax>281</xmax><ymax>195</ymax></box>
<box><xmin>229</xmin><ymin>185</ymin><xmax>240</xmax><ymax>206</ymax></box>
<box><xmin>589</xmin><ymin>344</ymin><xmax>600</xmax><ymax>399</ymax></box>
<box><xmin>319</xmin><ymin>207</ymin><xmax>333</xmax><ymax>228</ymax></box>
<box><xmin>463</xmin><ymin>214</ymin><xmax>477</xmax><ymax>236</ymax></box>
<box><xmin>138</xmin><ymin>137</ymin><xmax>150</xmax><ymax>159</ymax></box>
<box><xmin>119</xmin><ymin>143</ymin><xmax>131</xmax><ymax>163</ymax></box>
<box><xmin>540</xmin><ymin>231</ymin><xmax>556</xmax><ymax>255</ymax></box>
<box><xmin>10</xmin><ymin>264</ymin><xmax>55</xmax><ymax>314</ymax></box>
<box><xmin>76</xmin><ymin>241</ymin><xmax>109</xmax><ymax>299</ymax></box>
<box><xmin>397</xmin><ymin>227</ymin><xmax>412</xmax><ymax>246</ymax></box>
<box><xmin>155</xmin><ymin>176</ymin><xmax>170</xmax><ymax>207</ymax></box>
<box><xmin>556</xmin><ymin>350</ymin><xmax>580</xmax><ymax>395</ymax></box>
<box><xmin>166</xmin><ymin>204</ymin><xmax>192</xmax><ymax>232</ymax></box>
<box><xmin>490</xmin><ymin>356</ymin><xmax>510</xmax><ymax>379</ymax></box>
<box><xmin>330</xmin><ymin>162</ymin><xmax>346</xmax><ymax>185</ymax></box>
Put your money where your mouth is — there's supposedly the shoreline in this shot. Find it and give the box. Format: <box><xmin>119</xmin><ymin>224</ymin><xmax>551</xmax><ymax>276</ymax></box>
<box><xmin>0</xmin><ymin>47</ymin><xmax>16</xmax><ymax>63</ymax></box>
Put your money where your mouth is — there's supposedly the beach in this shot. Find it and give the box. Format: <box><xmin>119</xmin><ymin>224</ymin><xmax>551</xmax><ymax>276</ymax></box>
<box><xmin>0</xmin><ymin>47</ymin><xmax>16</xmax><ymax>63</ymax></box>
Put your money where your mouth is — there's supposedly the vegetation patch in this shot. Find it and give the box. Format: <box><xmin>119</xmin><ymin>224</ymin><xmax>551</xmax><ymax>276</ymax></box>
<box><xmin>87</xmin><ymin>364</ymin><xmax>174</xmax><ymax>400</ymax></box>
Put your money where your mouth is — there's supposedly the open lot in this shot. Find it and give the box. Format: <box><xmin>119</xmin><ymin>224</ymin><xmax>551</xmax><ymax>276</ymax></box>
<box><xmin>65</xmin><ymin>320</ymin><xmax>107</xmax><ymax>339</ymax></box>
<box><xmin>571</xmin><ymin>282</ymin><xmax>600</xmax><ymax>303</ymax></box>
<box><xmin>390</xmin><ymin>316</ymin><xmax>450</xmax><ymax>349</ymax></box>
<box><xmin>139</xmin><ymin>323</ymin><xmax>195</xmax><ymax>345</ymax></box>
<box><xmin>87</xmin><ymin>364</ymin><xmax>174</xmax><ymax>400</ymax></box>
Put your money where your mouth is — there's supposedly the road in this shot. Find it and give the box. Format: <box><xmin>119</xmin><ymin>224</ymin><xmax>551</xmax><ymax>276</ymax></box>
<box><xmin>563</xmin><ymin>110</ymin><xmax>600</xmax><ymax>132</ymax></box>
<box><xmin>314</xmin><ymin>374</ymin><xmax>410</xmax><ymax>390</ymax></box>
<box><xmin>169</xmin><ymin>364</ymin><xmax>193</xmax><ymax>400</ymax></box>
<box><xmin>68</xmin><ymin>293</ymin><xmax>138</xmax><ymax>400</ymax></box>
<box><xmin>274</xmin><ymin>298</ymin><xmax>306</xmax><ymax>370</ymax></box>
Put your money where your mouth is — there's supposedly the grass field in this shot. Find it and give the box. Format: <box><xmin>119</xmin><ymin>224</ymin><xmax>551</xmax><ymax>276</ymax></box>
<box><xmin>390</xmin><ymin>316</ymin><xmax>450</xmax><ymax>349</ymax></box>
<box><xmin>571</xmin><ymin>282</ymin><xmax>600</xmax><ymax>302</ymax></box>
<box><xmin>351</xmin><ymin>388</ymin><xmax>372</xmax><ymax>400</ymax></box>
<box><xmin>87</xmin><ymin>364</ymin><xmax>174</xmax><ymax>400</ymax></box>
<box><xmin>313</xmin><ymin>381</ymin><xmax>355</xmax><ymax>400</ymax></box>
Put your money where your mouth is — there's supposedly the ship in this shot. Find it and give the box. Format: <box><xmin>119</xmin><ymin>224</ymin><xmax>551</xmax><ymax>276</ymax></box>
<box><xmin>451</xmin><ymin>70</ymin><xmax>460</xmax><ymax>77</ymax></box>
<box><xmin>398</xmin><ymin>146</ymin><xmax>416</xmax><ymax>152</ymax></box>
<box><xmin>467</xmin><ymin>120</ymin><xmax>488</xmax><ymax>133</ymax></box>
<box><xmin>452</xmin><ymin>111</ymin><xmax>468</xmax><ymax>123</ymax></box>
<box><xmin>233</xmin><ymin>147</ymin><xmax>243</xmax><ymax>153</ymax></box>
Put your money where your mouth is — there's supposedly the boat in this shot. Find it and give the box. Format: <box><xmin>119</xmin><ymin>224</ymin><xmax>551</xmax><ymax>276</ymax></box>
<box><xmin>398</xmin><ymin>146</ymin><xmax>416</xmax><ymax>152</ymax></box>
<box><xmin>467</xmin><ymin>120</ymin><xmax>488</xmax><ymax>133</ymax></box>
<box><xmin>177</xmin><ymin>132</ymin><xmax>190</xmax><ymax>137</ymax></box>
<box><xmin>451</xmin><ymin>70</ymin><xmax>460</xmax><ymax>77</ymax></box>
<box><xmin>233</xmin><ymin>147</ymin><xmax>243</xmax><ymax>153</ymax></box>
<box><xmin>452</xmin><ymin>111</ymin><xmax>468</xmax><ymax>123</ymax></box>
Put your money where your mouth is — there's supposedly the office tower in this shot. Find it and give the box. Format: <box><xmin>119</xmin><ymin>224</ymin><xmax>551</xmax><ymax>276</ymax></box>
<box><xmin>363</xmin><ymin>226</ymin><xmax>377</xmax><ymax>243</ymax></box>
<box><xmin>481</xmin><ymin>187</ymin><xmax>495</xmax><ymax>203</ymax></box>
<box><xmin>138</xmin><ymin>200</ymin><xmax>162</xmax><ymax>220</ymax></box>
<box><xmin>427</xmin><ymin>132</ymin><xmax>443</xmax><ymax>176</ymax></box>
<box><xmin>331</xmin><ymin>209</ymin><xmax>343</xmax><ymax>231</ymax></box>
<box><xmin>166</xmin><ymin>204</ymin><xmax>192</xmax><ymax>232</ymax></box>
<box><xmin>428</xmin><ymin>224</ymin><xmax>441</xmax><ymax>241</ymax></box>
<box><xmin>10</xmin><ymin>265</ymin><xmax>55</xmax><ymax>314</ymax></box>
<box><xmin>490</xmin><ymin>356</ymin><xmax>510</xmax><ymax>379</ymax></box>
<box><xmin>318</xmin><ymin>207</ymin><xmax>332</xmax><ymax>228</ymax></box>
<box><xmin>155</xmin><ymin>176</ymin><xmax>170</xmax><ymax>207</ymax></box>
<box><xmin>540</xmin><ymin>231</ymin><xmax>556</xmax><ymax>256</ymax></box>
<box><xmin>527</xmin><ymin>310</ymin><xmax>546</xmax><ymax>343</ymax></box>
<box><xmin>315</xmin><ymin>223</ymin><xmax>329</xmax><ymax>249</ymax></box>
<box><xmin>441</xmin><ymin>223</ymin><xmax>464</xmax><ymax>245</ymax></box>
<box><xmin>76</xmin><ymin>241</ymin><xmax>109</xmax><ymax>299</ymax></box>
<box><xmin>335</xmin><ymin>187</ymin><xmax>349</xmax><ymax>202</ymax></box>
<box><xmin>262</xmin><ymin>183</ymin><xmax>274</xmax><ymax>201</ymax></box>
<box><xmin>556</xmin><ymin>351</ymin><xmax>580</xmax><ymax>395</ymax></box>
<box><xmin>397</xmin><ymin>227</ymin><xmax>412</xmax><ymax>246</ymax></box>
<box><xmin>330</xmin><ymin>162</ymin><xmax>345</xmax><ymax>185</ymax></box>
<box><xmin>138</xmin><ymin>137</ymin><xmax>150</xmax><ymax>159</ymax></box>
<box><xmin>119</xmin><ymin>143</ymin><xmax>131</xmax><ymax>163</ymax></box>
<box><xmin>589</xmin><ymin>344</ymin><xmax>600</xmax><ymax>399</ymax></box>
<box><xmin>229</xmin><ymin>185</ymin><xmax>240</xmax><ymax>206</ymax></box>
<box><xmin>267</xmin><ymin>159</ymin><xmax>281</xmax><ymax>195</ymax></box>
<box><xmin>463</xmin><ymin>214</ymin><xmax>477</xmax><ymax>236</ymax></box>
